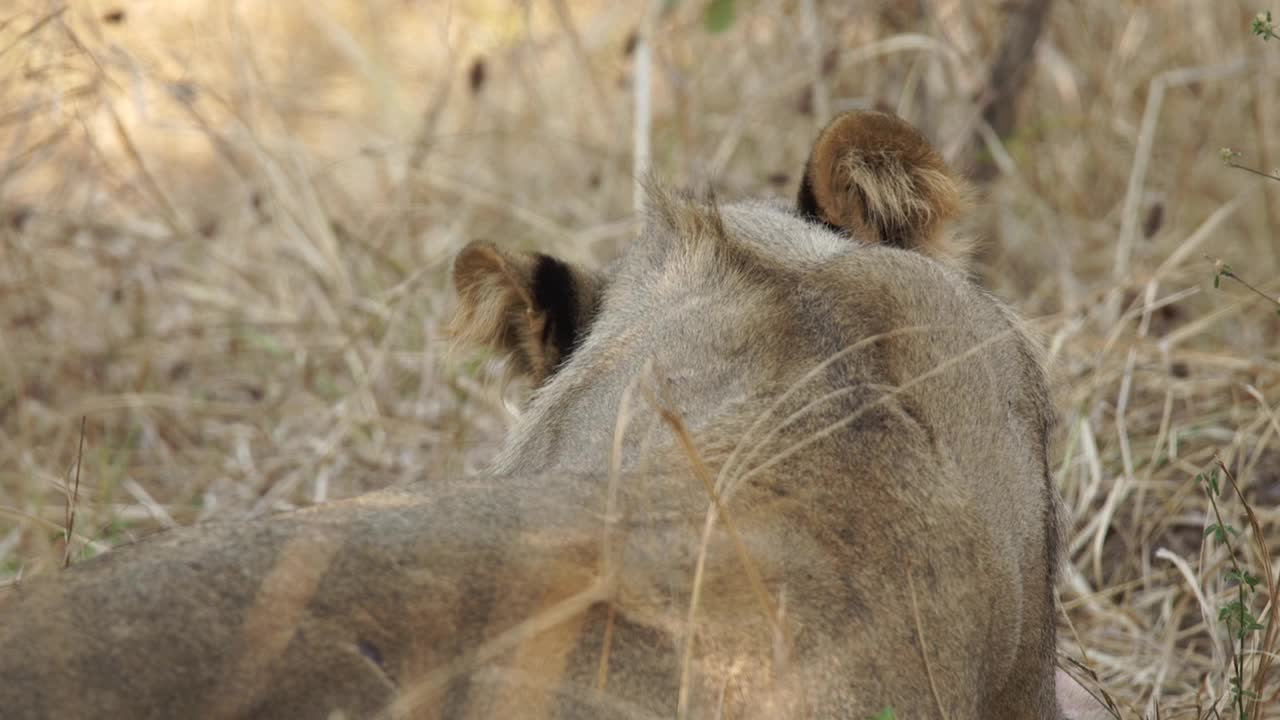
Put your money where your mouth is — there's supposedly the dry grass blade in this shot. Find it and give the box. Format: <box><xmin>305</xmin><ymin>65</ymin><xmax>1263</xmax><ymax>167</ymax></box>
<box><xmin>907</xmin><ymin>572</ymin><xmax>951</xmax><ymax>720</ymax></box>
<box><xmin>596</xmin><ymin>368</ymin><xmax>650</xmax><ymax>694</ymax></box>
<box><xmin>1112</xmin><ymin>58</ymin><xmax>1250</xmax><ymax>294</ymax></box>
<box><xmin>1060</xmin><ymin>655</ymin><xmax>1124</xmax><ymax>719</ymax></box>
<box><xmin>655</xmin><ymin>403</ymin><xmax>793</xmax><ymax>719</ymax></box>
<box><xmin>380</xmin><ymin>578</ymin><xmax>612</xmax><ymax>720</ymax></box>
<box><xmin>61</xmin><ymin>416</ymin><xmax>85</xmax><ymax>569</ymax></box>
<box><xmin>0</xmin><ymin>506</ymin><xmax>108</xmax><ymax>556</ymax></box>
<box><xmin>1154</xmin><ymin>547</ymin><xmax>1224</xmax><ymax>672</ymax></box>
<box><xmin>730</xmin><ymin>328</ymin><xmax>1014</xmax><ymax>494</ymax></box>
<box><xmin>715</xmin><ymin>325</ymin><xmax>933</xmax><ymax>494</ymax></box>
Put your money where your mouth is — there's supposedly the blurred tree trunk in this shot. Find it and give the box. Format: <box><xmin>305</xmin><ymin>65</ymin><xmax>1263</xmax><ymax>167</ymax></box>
<box><xmin>965</xmin><ymin>0</ymin><xmax>1056</xmax><ymax>182</ymax></box>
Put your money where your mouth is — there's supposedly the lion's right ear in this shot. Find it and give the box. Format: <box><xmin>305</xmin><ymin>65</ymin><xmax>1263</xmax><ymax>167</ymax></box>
<box><xmin>797</xmin><ymin>110</ymin><xmax>971</xmax><ymax>267</ymax></box>
<box><xmin>448</xmin><ymin>241</ymin><xmax>603</xmax><ymax>384</ymax></box>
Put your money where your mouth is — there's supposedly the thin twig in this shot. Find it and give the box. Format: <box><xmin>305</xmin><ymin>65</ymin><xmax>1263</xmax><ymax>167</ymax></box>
<box><xmin>1226</xmin><ymin>161</ymin><xmax>1280</xmax><ymax>184</ymax></box>
<box><xmin>1205</xmin><ymin>255</ymin><xmax>1280</xmax><ymax>310</ymax></box>
<box><xmin>657</xmin><ymin>404</ymin><xmax>792</xmax><ymax>718</ymax></box>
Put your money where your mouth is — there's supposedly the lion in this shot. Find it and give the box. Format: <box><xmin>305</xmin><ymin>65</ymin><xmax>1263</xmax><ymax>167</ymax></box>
<box><xmin>0</xmin><ymin>111</ymin><xmax>1104</xmax><ymax>719</ymax></box>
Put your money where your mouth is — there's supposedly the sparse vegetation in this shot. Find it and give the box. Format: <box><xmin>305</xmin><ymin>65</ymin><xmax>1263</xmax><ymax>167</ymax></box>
<box><xmin>0</xmin><ymin>1</ymin><xmax>1278</xmax><ymax>716</ymax></box>
<box><xmin>1196</xmin><ymin>460</ymin><xmax>1272</xmax><ymax>719</ymax></box>
<box><xmin>1209</xmin><ymin>255</ymin><xmax>1280</xmax><ymax>317</ymax></box>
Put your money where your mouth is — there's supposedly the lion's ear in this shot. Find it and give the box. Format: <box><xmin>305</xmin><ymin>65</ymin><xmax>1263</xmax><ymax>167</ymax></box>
<box><xmin>448</xmin><ymin>241</ymin><xmax>603</xmax><ymax>384</ymax></box>
<box><xmin>797</xmin><ymin>110</ymin><xmax>971</xmax><ymax>266</ymax></box>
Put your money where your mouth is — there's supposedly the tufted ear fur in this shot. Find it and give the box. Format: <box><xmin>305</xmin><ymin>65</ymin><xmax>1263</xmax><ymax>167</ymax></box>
<box><xmin>448</xmin><ymin>241</ymin><xmax>604</xmax><ymax>384</ymax></box>
<box><xmin>797</xmin><ymin>110</ymin><xmax>972</xmax><ymax>267</ymax></box>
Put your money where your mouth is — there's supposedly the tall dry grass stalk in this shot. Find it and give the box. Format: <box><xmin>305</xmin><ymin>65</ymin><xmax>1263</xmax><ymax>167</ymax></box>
<box><xmin>0</xmin><ymin>1</ymin><xmax>1277</xmax><ymax>716</ymax></box>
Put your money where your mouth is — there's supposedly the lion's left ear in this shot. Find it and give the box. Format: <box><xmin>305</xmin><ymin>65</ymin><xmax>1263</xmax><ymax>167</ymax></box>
<box><xmin>797</xmin><ymin>110</ymin><xmax>971</xmax><ymax>267</ymax></box>
<box><xmin>448</xmin><ymin>241</ymin><xmax>604</xmax><ymax>384</ymax></box>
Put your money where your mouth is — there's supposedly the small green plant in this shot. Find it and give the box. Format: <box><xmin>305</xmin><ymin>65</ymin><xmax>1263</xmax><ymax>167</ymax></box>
<box><xmin>1253</xmin><ymin>11</ymin><xmax>1278</xmax><ymax>41</ymax></box>
<box><xmin>1219</xmin><ymin>146</ymin><xmax>1280</xmax><ymax>184</ymax></box>
<box><xmin>1196</xmin><ymin>464</ymin><xmax>1267</xmax><ymax>719</ymax></box>
<box><xmin>1207</xmin><ymin>255</ymin><xmax>1280</xmax><ymax>316</ymax></box>
<box><xmin>1212</xmin><ymin>261</ymin><xmax>1232</xmax><ymax>290</ymax></box>
<box><xmin>869</xmin><ymin>709</ymin><xmax>896</xmax><ymax>720</ymax></box>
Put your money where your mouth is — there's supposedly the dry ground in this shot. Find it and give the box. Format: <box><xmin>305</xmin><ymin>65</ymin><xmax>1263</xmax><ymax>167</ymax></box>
<box><xmin>1</xmin><ymin>1</ymin><xmax>1279</xmax><ymax>717</ymax></box>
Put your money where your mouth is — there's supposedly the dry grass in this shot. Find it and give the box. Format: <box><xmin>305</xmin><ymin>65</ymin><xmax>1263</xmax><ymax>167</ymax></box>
<box><xmin>1</xmin><ymin>1</ymin><xmax>1279</xmax><ymax>716</ymax></box>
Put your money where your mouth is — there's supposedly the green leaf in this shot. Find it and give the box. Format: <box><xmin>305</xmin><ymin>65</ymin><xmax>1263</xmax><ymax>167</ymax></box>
<box><xmin>1242</xmin><ymin>609</ymin><xmax>1264</xmax><ymax>627</ymax></box>
<box><xmin>871</xmin><ymin>709</ymin><xmax>897</xmax><ymax>720</ymax></box>
<box><xmin>704</xmin><ymin>0</ymin><xmax>736</xmax><ymax>33</ymax></box>
<box><xmin>1227</xmin><ymin>569</ymin><xmax>1262</xmax><ymax>591</ymax></box>
<box><xmin>1205</xmin><ymin>523</ymin><xmax>1238</xmax><ymax>543</ymax></box>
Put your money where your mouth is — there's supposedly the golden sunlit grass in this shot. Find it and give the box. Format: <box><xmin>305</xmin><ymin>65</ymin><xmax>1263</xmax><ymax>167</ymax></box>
<box><xmin>1</xmin><ymin>1</ymin><xmax>1278</xmax><ymax>717</ymax></box>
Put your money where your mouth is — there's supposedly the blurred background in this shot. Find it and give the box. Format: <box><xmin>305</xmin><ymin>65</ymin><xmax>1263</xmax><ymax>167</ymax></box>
<box><xmin>1</xmin><ymin>1</ymin><xmax>1278</xmax><ymax>716</ymax></box>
